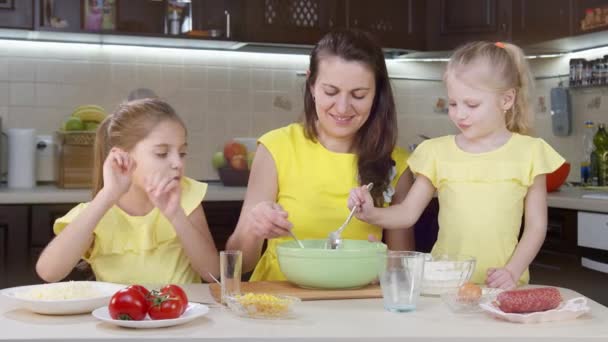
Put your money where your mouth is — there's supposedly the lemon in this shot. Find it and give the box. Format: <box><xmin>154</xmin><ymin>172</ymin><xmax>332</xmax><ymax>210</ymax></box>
<box><xmin>63</xmin><ymin>117</ymin><xmax>84</xmax><ymax>131</ymax></box>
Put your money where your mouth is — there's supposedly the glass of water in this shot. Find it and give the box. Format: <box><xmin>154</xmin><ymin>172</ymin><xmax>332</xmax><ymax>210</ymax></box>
<box><xmin>378</xmin><ymin>251</ymin><xmax>426</xmax><ymax>313</ymax></box>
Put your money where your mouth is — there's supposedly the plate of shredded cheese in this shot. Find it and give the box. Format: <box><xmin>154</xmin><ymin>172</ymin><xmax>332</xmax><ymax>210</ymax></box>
<box><xmin>224</xmin><ymin>293</ymin><xmax>300</xmax><ymax>319</ymax></box>
<box><xmin>1</xmin><ymin>281</ymin><xmax>124</xmax><ymax>315</ymax></box>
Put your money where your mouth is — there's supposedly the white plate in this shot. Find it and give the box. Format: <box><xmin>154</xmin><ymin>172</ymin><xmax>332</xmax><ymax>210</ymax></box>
<box><xmin>92</xmin><ymin>303</ymin><xmax>209</xmax><ymax>328</ymax></box>
<box><xmin>1</xmin><ymin>281</ymin><xmax>125</xmax><ymax>315</ymax></box>
<box><xmin>479</xmin><ymin>297</ymin><xmax>590</xmax><ymax>323</ymax></box>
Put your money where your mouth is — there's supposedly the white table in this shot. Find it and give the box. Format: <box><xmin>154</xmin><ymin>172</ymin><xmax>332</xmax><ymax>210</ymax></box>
<box><xmin>1</xmin><ymin>284</ymin><xmax>607</xmax><ymax>341</ymax></box>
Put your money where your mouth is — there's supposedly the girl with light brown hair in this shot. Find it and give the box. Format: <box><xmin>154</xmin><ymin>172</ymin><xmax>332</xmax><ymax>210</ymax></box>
<box><xmin>37</xmin><ymin>98</ymin><xmax>219</xmax><ymax>284</ymax></box>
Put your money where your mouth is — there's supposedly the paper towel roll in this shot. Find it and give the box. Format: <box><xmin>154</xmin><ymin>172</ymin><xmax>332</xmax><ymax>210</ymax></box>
<box><xmin>7</xmin><ymin>128</ymin><xmax>36</xmax><ymax>188</ymax></box>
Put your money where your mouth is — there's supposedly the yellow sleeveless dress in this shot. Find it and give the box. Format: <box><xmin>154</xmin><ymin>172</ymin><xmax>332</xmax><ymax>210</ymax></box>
<box><xmin>54</xmin><ymin>177</ymin><xmax>207</xmax><ymax>284</ymax></box>
<box><xmin>407</xmin><ymin>134</ymin><xmax>564</xmax><ymax>284</ymax></box>
<box><xmin>250</xmin><ymin>123</ymin><xmax>409</xmax><ymax>281</ymax></box>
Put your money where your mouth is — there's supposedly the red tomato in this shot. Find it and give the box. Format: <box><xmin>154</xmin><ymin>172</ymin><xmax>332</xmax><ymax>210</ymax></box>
<box><xmin>126</xmin><ymin>284</ymin><xmax>150</xmax><ymax>297</ymax></box>
<box><xmin>108</xmin><ymin>288</ymin><xmax>148</xmax><ymax>321</ymax></box>
<box><xmin>126</xmin><ymin>285</ymin><xmax>150</xmax><ymax>310</ymax></box>
<box><xmin>160</xmin><ymin>284</ymin><xmax>188</xmax><ymax>314</ymax></box>
<box><xmin>148</xmin><ymin>294</ymin><xmax>184</xmax><ymax>320</ymax></box>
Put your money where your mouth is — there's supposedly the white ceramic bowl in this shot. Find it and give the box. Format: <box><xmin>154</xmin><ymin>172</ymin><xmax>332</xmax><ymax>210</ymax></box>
<box><xmin>1</xmin><ymin>281</ymin><xmax>124</xmax><ymax>315</ymax></box>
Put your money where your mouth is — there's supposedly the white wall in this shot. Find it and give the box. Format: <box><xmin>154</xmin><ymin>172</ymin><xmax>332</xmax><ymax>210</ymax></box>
<box><xmin>1</xmin><ymin>39</ymin><xmax>603</xmax><ymax>181</ymax></box>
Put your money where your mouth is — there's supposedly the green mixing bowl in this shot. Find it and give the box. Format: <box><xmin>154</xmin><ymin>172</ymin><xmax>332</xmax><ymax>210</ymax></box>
<box><xmin>276</xmin><ymin>239</ymin><xmax>387</xmax><ymax>289</ymax></box>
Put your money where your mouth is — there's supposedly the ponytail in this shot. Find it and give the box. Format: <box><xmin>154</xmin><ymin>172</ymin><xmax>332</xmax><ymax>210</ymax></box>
<box><xmin>502</xmin><ymin>43</ymin><xmax>534</xmax><ymax>134</ymax></box>
<box><xmin>92</xmin><ymin>116</ymin><xmax>112</xmax><ymax>197</ymax></box>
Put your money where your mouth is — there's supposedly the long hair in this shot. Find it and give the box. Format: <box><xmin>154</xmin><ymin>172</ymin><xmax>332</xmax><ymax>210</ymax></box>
<box><xmin>303</xmin><ymin>29</ymin><xmax>398</xmax><ymax>206</ymax></box>
<box><xmin>92</xmin><ymin>98</ymin><xmax>186</xmax><ymax>197</ymax></box>
<box><xmin>445</xmin><ymin>41</ymin><xmax>534</xmax><ymax>134</ymax></box>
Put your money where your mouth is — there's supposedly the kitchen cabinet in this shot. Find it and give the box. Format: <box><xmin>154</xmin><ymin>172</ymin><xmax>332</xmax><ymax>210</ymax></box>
<box><xmin>426</xmin><ymin>0</ymin><xmax>512</xmax><ymax>51</ymax></box>
<box><xmin>243</xmin><ymin>0</ymin><xmax>344</xmax><ymax>45</ymax></box>
<box><xmin>203</xmin><ymin>201</ymin><xmax>242</xmax><ymax>251</ymax></box>
<box><xmin>543</xmin><ymin>207</ymin><xmax>578</xmax><ymax>254</ymax></box>
<box><xmin>0</xmin><ymin>206</ymin><xmax>29</xmax><ymax>289</ymax></box>
<box><xmin>347</xmin><ymin>0</ymin><xmax>425</xmax><ymax>50</ymax></box>
<box><xmin>511</xmin><ymin>0</ymin><xmax>573</xmax><ymax>45</ymax></box>
<box><xmin>35</xmin><ymin>0</ymin><xmax>239</xmax><ymax>40</ymax></box>
<box><xmin>0</xmin><ymin>0</ymin><xmax>34</xmax><ymax>29</ymax></box>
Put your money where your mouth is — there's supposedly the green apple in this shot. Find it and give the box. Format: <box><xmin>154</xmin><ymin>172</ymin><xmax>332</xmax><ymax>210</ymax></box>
<box><xmin>84</xmin><ymin>121</ymin><xmax>100</xmax><ymax>131</ymax></box>
<box><xmin>212</xmin><ymin>151</ymin><xmax>227</xmax><ymax>169</ymax></box>
<box><xmin>63</xmin><ymin>116</ymin><xmax>84</xmax><ymax>131</ymax></box>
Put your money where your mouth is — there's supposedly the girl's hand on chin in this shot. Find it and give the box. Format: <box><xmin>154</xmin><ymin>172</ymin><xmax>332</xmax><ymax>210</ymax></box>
<box><xmin>145</xmin><ymin>171</ymin><xmax>183</xmax><ymax>221</ymax></box>
<box><xmin>102</xmin><ymin>148</ymin><xmax>136</xmax><ymax>202</ymax></box>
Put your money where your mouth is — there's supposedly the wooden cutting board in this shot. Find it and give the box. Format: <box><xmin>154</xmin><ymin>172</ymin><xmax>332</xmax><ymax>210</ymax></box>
<box><xmin>209</xmin><ymin>281</ymin><xmax>381</xmax><ymax>302</ymax></box>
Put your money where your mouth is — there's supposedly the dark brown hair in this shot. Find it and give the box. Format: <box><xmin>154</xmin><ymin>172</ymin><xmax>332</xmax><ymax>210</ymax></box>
<box><xmin>303</xmin><ymin>29</ymin><xmax>397</xmax><ymax>206</ymax></box>
<box><xmin>92</xmin><ymin>98</ymin><xmax>186</xmax><ymax>196</ymax></box>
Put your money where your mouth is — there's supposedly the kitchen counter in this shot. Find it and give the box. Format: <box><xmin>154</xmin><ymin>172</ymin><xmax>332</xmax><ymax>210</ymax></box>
<box><xmin>0</xmin><ymin>284</ymin><xmax>607</xmax><ymax>341</ymax></box>
<box><xmin>2</xmin><ymin>183</ymin><xmax>608</xmax><ymax>213</ymax></box>
<box><xmin>547</xmin><ymin>186</ymin><xmax>608</xmax><ymax>213</ymax></box>
<box><xmin>0</xmin><ymin>181</ymin><xmax>246</xmax><ymax>204</ymax></box>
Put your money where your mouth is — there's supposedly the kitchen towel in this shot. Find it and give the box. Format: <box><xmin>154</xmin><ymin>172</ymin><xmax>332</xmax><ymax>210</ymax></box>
<box><xmin>7</xmin><ymin>128</ymin><xmax>36</xmax><ymax>188</ymax></box>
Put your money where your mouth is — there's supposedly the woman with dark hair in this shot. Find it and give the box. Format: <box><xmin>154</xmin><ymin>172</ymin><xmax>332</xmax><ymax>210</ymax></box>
<box><xmin>226</xmin><ymin>29</ymin><xmax>414</xmax><ymax>281</ymax></box>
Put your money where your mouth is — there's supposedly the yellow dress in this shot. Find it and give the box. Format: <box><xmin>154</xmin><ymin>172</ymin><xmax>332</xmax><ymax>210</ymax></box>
<box><xmin>250</xmin><ymin>123</ymin><xmax>409</xmax><ymax>281</ymax></box>
<box><xmin>408</xmin><ymin>134</ymin><xmax>565</xmax><ymax>284</ymax></box>
<box><xmin>54</xmin><ymin>177</ymin><xmax>207</xmax><ymax>284</ymax></box>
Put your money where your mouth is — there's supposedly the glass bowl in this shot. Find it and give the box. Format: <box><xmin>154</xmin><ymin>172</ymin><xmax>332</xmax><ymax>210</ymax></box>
<box><xmin>421</xmin><ymin>254</ymin><xmax>476</xmax><ymax>296</ymax></box>
<box><xmin>441</xmin><ymin>287</ymin><xmax>503</xmax><ymax>313</ymax></box>
<box><xmin>224</xmin><ymin>293</ymin><xmax>300</xmax><ymax>319</ymax></box>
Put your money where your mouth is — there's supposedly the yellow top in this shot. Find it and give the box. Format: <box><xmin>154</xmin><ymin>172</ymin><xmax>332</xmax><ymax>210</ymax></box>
<box><xmin>408</xmin><ymin>134</ymin><xmax>565</xmax><ymax>284</ymax></box>
<box><xmin>54</xmin><ymin>177</ymin><xmax>208</xmax><ymax>284</ymax></box>
<box><xmin>250</xmin><ymin>123</ymin><xmax>409</xmax><ymax>281</ymax></box>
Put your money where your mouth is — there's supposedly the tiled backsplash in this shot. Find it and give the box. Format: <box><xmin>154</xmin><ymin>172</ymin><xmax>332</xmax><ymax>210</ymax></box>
<box><xmin>0</xmin><ymin>39</ymin><xmax>606</xmax><ymax>182</ymax></box>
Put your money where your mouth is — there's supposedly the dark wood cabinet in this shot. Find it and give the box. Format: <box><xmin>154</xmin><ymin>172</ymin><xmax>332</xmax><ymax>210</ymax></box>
<box><xmin>511</xmin><ymin>0</ymin><xmax>573</xmax><ymax>45</ymax></box>
<box><xmin>0</xmin><ymin>0</ymin><xmax>34</xmax><ymax>29</ymax></box>
<box><xmin>203</xmin><ymin>201</ymin><xmax>242</xmax><ymax>251</ymax></box>
<box><xmin>426</xmin><ymin>0</ymin><xmax>512</xmax><ymax>50</ymax></box>
<box><xmin>347</xmin><ymin>0</ymin><xmax>425</xmax><ymax>49</ymax></box>
<box><xmin>243</xmin><ymin>0</ymin><xmax>344</xmax><ymax>45</ymax></box>
<box><xmin>0</xmin><ymin>206</ymin><xmax>29</xmax><ymax>288</ymax></box>
<box><xmin>543</xmin><ymin>207</ymin><xmax>578</xmax><ymax>254</ymax></box>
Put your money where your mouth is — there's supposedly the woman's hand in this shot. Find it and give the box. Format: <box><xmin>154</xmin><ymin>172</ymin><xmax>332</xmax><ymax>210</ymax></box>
<box><xmin>102</xmin><ymin>148</ymin><xmax>136</xmax><ymax>202</ymax></box>
<box><xmin>348</xmin><ymin>185</ymin><xmax>375</xmax><ymax>222</ymax></box>
<box><xmin>486</xmin><ymin>267</ymin><xmax>517</xmax><ymax>290</ymax></box>
<box><xmin>145</xmin><ymin>172</ymin><xmax>183</xmax><ymax>221</ymax></box>
<box><xmin>246</xmin><ymin>201</ymin><xmax>293</xmax><ymax>240</ymax></box>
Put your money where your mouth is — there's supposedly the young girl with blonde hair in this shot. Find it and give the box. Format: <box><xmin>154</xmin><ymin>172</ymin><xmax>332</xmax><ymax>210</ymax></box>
<box><xmin>349</xmin><ymin>41</ymin><xmax>565</xmax><ymax>289</ymax></box>
<box><xmin>37</xmin><ymin>98</ymin><xmax>219</xmax><ymax>284</ymax></box>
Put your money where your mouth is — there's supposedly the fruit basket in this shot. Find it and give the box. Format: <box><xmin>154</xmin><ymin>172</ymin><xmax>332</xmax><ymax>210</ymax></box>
<box><xmin>213</xmin><ymin>138</ymin><xmax>256</xmax><ymax>187</ymax></box>
<box><xmin>57</xmin><ymin>131</ymin><xmax>96</xmax><ymax>146</ymax></box>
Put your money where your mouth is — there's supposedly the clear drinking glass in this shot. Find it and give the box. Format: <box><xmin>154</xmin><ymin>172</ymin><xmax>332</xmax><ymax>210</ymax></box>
<box><xmin>220</xmin><ymin>250</ymin><xmax>242</xmax><ymax>303</ymax></box>
<box><xmin>378</xmin><ymin>251</ymin><xmax>426</xmax><ymax>312</ymax></box>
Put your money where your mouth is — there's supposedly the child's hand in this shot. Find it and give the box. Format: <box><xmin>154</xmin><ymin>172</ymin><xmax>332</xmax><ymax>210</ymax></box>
<box><xmin>246</xmin><ymin>201</ymin><xmax>293</xmax><ymax>239</ymax></box>
<box><xmin>348</xmin><ymin>185</ymin><xmax>374</xmax><ymax>222</ymax></box>
<box><xmin>102</xmin><ymin>148</ymin><xmax>136</xmax><ymax>202</ymax></box>
<box><xmin>486</xmin><ymin>267</ymin><xmax>517</xmax><ymax>290</ymax></box>
<box><xmin>145</xmin><ymin>171</ymin><xmax>183</xmax><ymax>221</ymax></box>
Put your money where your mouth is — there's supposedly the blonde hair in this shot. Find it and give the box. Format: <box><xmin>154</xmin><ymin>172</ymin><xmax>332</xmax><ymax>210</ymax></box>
<box><xmin>92</xmin><ymin>98</ymin><xmax>186</xmax><ymax>196</ymax></box>
<box><xmin>445</xmin><ymin>41</ymin><xmax>534</xmax><ymax>134</ymax></box>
